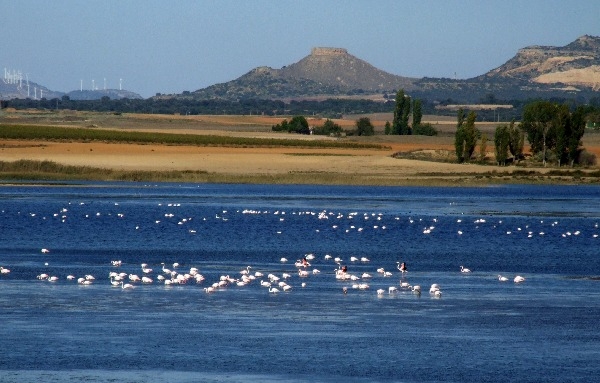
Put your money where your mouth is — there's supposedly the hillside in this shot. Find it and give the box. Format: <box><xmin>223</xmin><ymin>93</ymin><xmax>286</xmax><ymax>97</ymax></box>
<box><xmin>190</xmin><ymin>47</ymin><xmax>415</xmax><ymax>100</ymax></box>
<box><xmin>479</xmin><ymin>35</ymin><xmax>600</xmax><ymax>91</ymax></box>
<box><xmin>185</xmin><ymin>37</ymin><xmax>600</xmax><ymax>103</ymax></box>
<box><xmin>0</xmin><ymin>79</ymin><xmax>63</xmax><ymax>100</ymax></box>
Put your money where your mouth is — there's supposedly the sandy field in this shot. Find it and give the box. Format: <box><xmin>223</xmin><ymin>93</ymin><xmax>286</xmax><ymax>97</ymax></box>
<box><xmin>1</xmin><ymin>110</ymin><xmax>599</xmax><ymax>184</ymax></box>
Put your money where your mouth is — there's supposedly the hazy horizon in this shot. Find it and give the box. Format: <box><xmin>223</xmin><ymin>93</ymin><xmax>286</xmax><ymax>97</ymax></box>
<box><xmin>2</xmin><ymin>1</ymin><xmax>599</xmax><ymax>98</ymax></box>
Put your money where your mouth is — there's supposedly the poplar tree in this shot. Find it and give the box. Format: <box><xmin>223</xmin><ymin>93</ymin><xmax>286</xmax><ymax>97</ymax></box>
<box><xmin>494</xmin><ymin>124</ymin><xmax>510</xmax><ymax>166</ymax></box>
<box><xmin>454</xmin><ymin>109</ymin><xmax>466</xmax><ymax>163</ymax></box>
<box><xmin>412</xmin><ymin>99</ymin><xmax>422</xmax><ymax>130</ymax></box>
<box><xmin>392</xmin><ymin>89</ymin><xmax>411</xmax><ymax>135</ymax></box>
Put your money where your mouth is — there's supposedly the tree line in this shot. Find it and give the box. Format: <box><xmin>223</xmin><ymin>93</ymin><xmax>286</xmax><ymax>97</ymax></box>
<box><xmin>4</xmin><ymin>92</ymin><xmax>600</xmax><ymax>123</ymax></box>
<box><xmin>455</xmin><ymin>100</ymin><xmax>597</xmax><ymax>167</ymax></box>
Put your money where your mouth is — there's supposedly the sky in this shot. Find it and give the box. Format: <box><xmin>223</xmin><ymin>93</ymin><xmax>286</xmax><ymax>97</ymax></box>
<box><xmin>2</xmin><ymin>0</ymin><xmax>599</xmax><ymax>98</ymax></box>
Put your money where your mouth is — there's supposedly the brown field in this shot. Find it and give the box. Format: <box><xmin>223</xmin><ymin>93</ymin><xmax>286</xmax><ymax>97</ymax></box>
<box><xmin>1</xmin><ymin>109</ymin><xmax>599</xmax><ymax>185</ymax></box>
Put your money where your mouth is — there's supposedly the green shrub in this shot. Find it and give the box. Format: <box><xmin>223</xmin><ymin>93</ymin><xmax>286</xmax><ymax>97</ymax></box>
<box><xmin>412</xmin><ymin>123</ymin><xmax>438</xmax><ymax>136</ymax></box>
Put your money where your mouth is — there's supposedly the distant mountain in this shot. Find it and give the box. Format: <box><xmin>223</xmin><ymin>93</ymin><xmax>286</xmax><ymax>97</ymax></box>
<box><xmin>190</xmin><ymin>47</ymin><xmax>416</xmax><ymax>100</ymax></box>
<box><xmin>0</xmin><ymin>79</ymin><xmax>142</xmax><ymax>101</ymax></box>
<box><xmin>0</xmin><ymin>79</ymin><xmax>63</xmax><ymax>100</ymax></box>
<box><xmin>66</xmin><ymin>89</ymin><xmax>143</xmax><ymax>100</ymax></box>
<box><xmin>183</xmin><ymin>37</ymin><xmax>600</xmax><ymax>103</ymax></box>
<box><xmin>479</xmin><ymin>35</ymin><xmax>600</xmax><ymax>91</ymax></box>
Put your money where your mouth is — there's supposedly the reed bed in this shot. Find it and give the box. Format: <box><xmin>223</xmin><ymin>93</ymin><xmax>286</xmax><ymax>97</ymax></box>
<box><xmin>1</xmin><ymin>160</ymin><xmax>598</xmax><ymax>186</ymax></box>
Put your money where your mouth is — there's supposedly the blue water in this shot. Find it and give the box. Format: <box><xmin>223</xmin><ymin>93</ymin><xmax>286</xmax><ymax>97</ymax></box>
<box><xmin>0</xmin><ymin>183</ymin><xmax>599</xmax><ymax>383</ymax></box>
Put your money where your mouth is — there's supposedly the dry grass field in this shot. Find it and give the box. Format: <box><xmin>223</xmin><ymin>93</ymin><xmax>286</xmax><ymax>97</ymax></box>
<box><xmin>0</xmin><ymin>109</ymin><xmax>599</xmax><ymax>185</ymax></box>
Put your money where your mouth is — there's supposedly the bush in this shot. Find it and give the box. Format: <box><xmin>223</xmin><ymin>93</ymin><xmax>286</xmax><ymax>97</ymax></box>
<box><xmin>412</xmin><ymin>123</ymin><xmax>438</xmax><ymax>136</ymax></box>
<box><xmin>312</xmin><ymin>119</ymin><xmax>343</xmax><ymax>136</ymax></box>
<box><xmin>578</xmin><ymin>150</ymin><xmax>597</xmax><ymax>166</ymax></box>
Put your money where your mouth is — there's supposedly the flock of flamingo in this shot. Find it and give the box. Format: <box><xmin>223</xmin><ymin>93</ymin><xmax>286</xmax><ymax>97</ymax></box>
<box><xmin>6</xmin><ymin>202</ymin><xmax>592</xmax><ymax>300</ymax></box>
<box><xmin>0</xmin><ymin>248</ymin><xmax>527</xmax><ymax>298</ymax></box>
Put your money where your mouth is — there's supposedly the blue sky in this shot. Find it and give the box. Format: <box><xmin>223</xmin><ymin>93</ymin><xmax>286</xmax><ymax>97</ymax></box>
<box><xmin>2</xmin><ymin>0</ymin><xmax>599</xmax><ymax>98</ymax></box>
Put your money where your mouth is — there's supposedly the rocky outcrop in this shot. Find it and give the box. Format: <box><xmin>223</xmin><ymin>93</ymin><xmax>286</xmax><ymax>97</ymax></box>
<box><xmin>480</xmin><ymin>35</ymin><xmax>600</xmax><ymax>90</ymax></box>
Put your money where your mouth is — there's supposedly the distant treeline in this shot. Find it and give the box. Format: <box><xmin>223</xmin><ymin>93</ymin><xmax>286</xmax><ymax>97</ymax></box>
<box><xmin>4</xmin><ymin>95</ymin><xmax>600</xmax><ymax>121</ymax></box>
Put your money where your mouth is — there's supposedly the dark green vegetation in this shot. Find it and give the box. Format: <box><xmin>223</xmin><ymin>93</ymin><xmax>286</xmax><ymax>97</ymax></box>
<box><xmin>494</xmin><ymin>102</ymin><xmax>593</xmax><ymax>167</ymax></box>
<box><xmin>454</xmin><ymin>109</ymin><xmax>479</xmax><ymax>163</ymax></box>
<box><xmin>0</xmin><ymin>124</ymin><xmax>385</xmax><ymax>150</ymax></box>
<box><xmin>386</xmin><ymin>89</ymin><xmax>437</xmax><ymax>136</ymax></box>
<box><xmin>354</xmin><ymin>117</ymin><xmax>375</xmax><ymax>136</ymax></box>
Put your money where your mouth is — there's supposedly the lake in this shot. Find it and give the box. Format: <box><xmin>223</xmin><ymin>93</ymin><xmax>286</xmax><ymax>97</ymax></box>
<box><xmin>0</xmin><ymin>183</ymin><xmax>599</xmax><ymax>382</ymax></box>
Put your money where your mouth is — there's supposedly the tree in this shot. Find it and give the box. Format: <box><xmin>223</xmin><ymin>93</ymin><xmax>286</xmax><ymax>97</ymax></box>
<box><xmin>288</xmin><ymin>115</ymin><xmax>310</xmax><ymax>134</ymax></box>
<box><xmin>455</xmin><ymin>109</ymin><xmax>466</xmax><ymax>163</ymax></box>
<box><xmin>412</xmin><ymin>99</ymin><xmax>422</xmax><ymax>130</ymax></box>
<box><xmin>312</xmin><ymin>119</ymin><xmax>343</xmax><ymax>136</ymax></box>
<box><xmin>271</xmin><ymin>115</ymin><xmax>310</xmax><ymax>134</ymax></box>
<box><xmin>553</xmin><ymin>104</ymin><xmax>571</xmax><ymax>167</ymax></box>
<box><xmin>392</xmin><ymin>89</ymin><xmax>411</xmax><ymax>135</ymax></box>
<box><xmin>494</xmin><ymin>124</ymin><xmax>510</xmax><ymax>166</ymax></box>
<box><xmin>567</xmin><ymin>106</ymin><xmax>586</xmax><ymax>166</ymax></box>
<box><xmin>521</xmin><ymin>101</ymin><xmax>556</xmax><ymax>166</ymax></box>
<box><xmin>384</xmin><ymin>121</ymin><xmax>391</xmax><ymax>135</ymax></box>
<box><xmin>463</xmin><ymin>111</ymin><xmax>479</xmax><ymax>162</ymax></box>
<box><xmin>507</xmin><ymin>120</ymin><xmax>524</xmax><ymax>163</ymax></box>
<box><xmin>355</xmin><ymin>117</ymin><xmax>374</xmax><ymax>136</ymax></box>
<box><xmin>522</xmin><ymin>101</ymin><xmax>587</xmax><ymax>166</ymax></box>
<box><xmin>479</xmin><ymin>133</ymin><xmax>488</xmax><ymax>162</ymax></box>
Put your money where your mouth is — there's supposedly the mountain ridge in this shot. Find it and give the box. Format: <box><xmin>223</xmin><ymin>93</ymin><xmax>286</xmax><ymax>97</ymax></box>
<box><xmin>186</xmin><ymin>36</ymin><xmax>600</xmax><ymax>102</ymax></box>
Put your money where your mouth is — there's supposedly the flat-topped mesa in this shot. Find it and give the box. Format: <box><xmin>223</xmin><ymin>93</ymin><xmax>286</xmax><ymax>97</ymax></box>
<box><xmin>311</xmin><ymin>47</ymin><xmax>348</xmax><ymax>56</ymax></box>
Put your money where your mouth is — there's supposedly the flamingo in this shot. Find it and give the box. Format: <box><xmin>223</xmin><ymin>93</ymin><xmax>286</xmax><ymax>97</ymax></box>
<box><xmin>411</xmin><ymin>285</ymin><xmax>421</xmax><ymax>293</ymax></box>
<box><xmin>268</xmin><ymin>287</ymin><xmax>280</xmax><ymax>293</ymax></box>
<box><xmin>514</xmin><ymin>275</ymin><xmax>526</xmax><ymax>283</ymax></box>
<box><xmin>48</xmin><ymin>276</ymin><xmax>58</xmax><ymax>282</ymax></box>
<box><xmin>120</xmin><ymin>281</ymin><xmax>134</xmax><ymax>289</ymax></box>
<box><xmin>460</xmin><ymin>266</ymin><xmax>471</xmax><ymax>273</ymax></box>
<box><xmin>388</xmin><ymin>286</ymin><xmax>398</xmax><ymax>293</ymax></box>
<box><xmin>129</xmin><ymin>274</ymin><xmax>140</xmax><ymax>282</ymax></box>
<box><xmin>298</xmin><ymin>270</ymin><xmax>309</xmax><ymax>277</ymax></box>
<box><xmin>377</xmin><ymin>289</ymin><xmax>385</xmax><ymax>295</ymax></box>
<box><xmin>0</xmin><ymin>267</ymin><xmax>11</xmax><ymax>274</ymax></box>
<box><xmin>498</xmin><ymin>275</ymin><xmax>509</xmax><ymax>282</ymax></box>
<box><xmin>396</xmin><ymin>262</ymin><xmax>407</xmax><ymax>273</ymax></box>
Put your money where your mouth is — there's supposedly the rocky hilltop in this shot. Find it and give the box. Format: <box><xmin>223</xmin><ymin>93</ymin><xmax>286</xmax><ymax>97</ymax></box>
<box><xmin>280</xmin><ymin>47</ymin><xmax>415</xmax><ymax>92</ymax></box>
<box><xmin>480</xmin><ymin>35</ymin><xmax>600</xmax><ymax>90</ymax></box>
<box><xmin>191</xmin><ymin>47</ymin><xmax>415</xmax><ymax>100</ymax></box>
